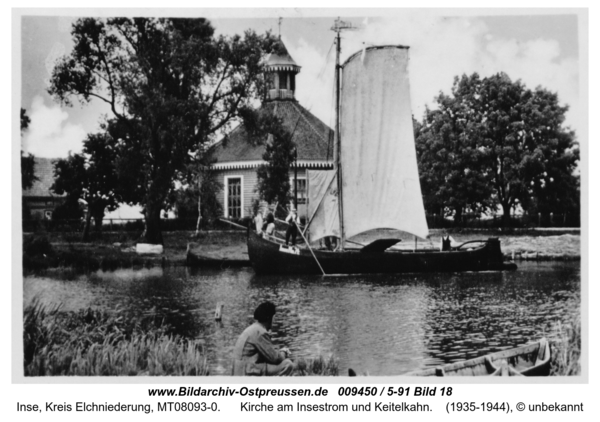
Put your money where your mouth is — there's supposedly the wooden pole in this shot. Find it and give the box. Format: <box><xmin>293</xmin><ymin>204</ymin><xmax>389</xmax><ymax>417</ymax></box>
<box><xmin>294</xmin><ymin>148</ymin><xmax>298</xmax><ymax>210</ymax></box>
<box><xmin>295</xmin><ymin>220</ymin><xmax>326</xmax><ymax>276</ymax></box>
<box><xmin>332</xmin><ymin>19</ymin><xmax>346</xmax><ymax>252</ymax></box>
<box><xmin>218</xmin><ymin>218</ymin><xmax>247</xmax><ymax>231</ymax></box>
<box><xmin>214</xmin><ymin>302</ymin><xmax>224</xmax><ymax>321</ymax></box>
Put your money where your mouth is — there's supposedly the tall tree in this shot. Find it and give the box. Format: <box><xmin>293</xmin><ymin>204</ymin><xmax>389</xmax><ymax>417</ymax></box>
<box><xmin>51</xmin><ymin>129</ymin><xmax>120</xmax><ymax>241</ymax></box>
<box><xmin>20</xmin><ymin>108</ymin><xmax>37</xmax><ymax>190</ymax></box>
<box><xmin>415</xmin><ymin>74</ymin><xmax>494</xmax><ymax>223</ymax></box>
<box><xmin>476</xmin><ymin>73</ymin><xmax>579</xmax><ymax>225</ymax></box>
<box><xmin>48</xmin><ymin>18</ymin><xmax>278</xmax><ymax>244</ymax></box>
<box><xmin>416</xmin><ymin>72</ymin><xmax>579</xmax><ymax>226</ymax></box>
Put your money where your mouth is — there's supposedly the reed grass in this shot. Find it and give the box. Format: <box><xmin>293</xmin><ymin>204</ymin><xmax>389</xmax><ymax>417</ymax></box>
<box><xmin>24</xmin><ymin>300</ymin><xmax>341</xmax><ymax>376</ymax></box>
<box><xmin>550</xmin><ymin>313</ymin><xmax>581</xmax><ymax>376</ymax></box>
<box><xmin>24</xmin><ymin>300</ymin><xmax>209</xmax><ymax>376</ymax></box>
<box><xmin>293</xmin><ymin>355</ymin><xmax>339</xmax><ymax>376</ymax></box>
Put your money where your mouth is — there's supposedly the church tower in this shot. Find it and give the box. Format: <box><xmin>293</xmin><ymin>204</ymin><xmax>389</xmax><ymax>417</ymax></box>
<box><xmin>264</xmin><ymin>39</ymin><xmax>301</xmax><ymax>101</ymax></box>
<box><xmin>210</xmin><ymin>34</ymin><xmax>332</xmax><ymax>220</ymax></box>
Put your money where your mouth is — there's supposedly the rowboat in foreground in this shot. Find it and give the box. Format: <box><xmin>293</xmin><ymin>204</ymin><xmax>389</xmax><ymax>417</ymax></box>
<box><xmin>405</xmin><ymin>338</ymin><xmax>551</xmax><ymax>376</ymax></box>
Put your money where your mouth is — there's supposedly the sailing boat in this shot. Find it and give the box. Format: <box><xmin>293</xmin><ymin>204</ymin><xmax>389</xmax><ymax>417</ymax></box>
<box><xmin>247</xmin><ymin>23</ymin><xmax>516</xmax><ymax>275</ymax></box>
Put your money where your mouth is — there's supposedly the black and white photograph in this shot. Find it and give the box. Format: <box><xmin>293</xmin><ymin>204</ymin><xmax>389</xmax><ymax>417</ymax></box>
<box><xmin>13</xmin><ymin>5</ymin><xmax>586</xmax><ymax>390</ymax></box>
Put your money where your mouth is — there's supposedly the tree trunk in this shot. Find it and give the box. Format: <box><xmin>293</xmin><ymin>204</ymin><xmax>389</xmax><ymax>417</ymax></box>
<box><xmin>501</xmin><ymin>202</ymin><xmax>512</xmax><ymax>227</ymax></box>
<box><xmin>82</xmin><ymin>210</ymin><xmax>92</xmax><ymax>242</ymax></box>
<box><xmin>93</xmin><ymin>211</ymin><xmax>104</xmax><ymax>233</ymax></box>
<box><xmin>142</xmin><ymin>204</ymin><xmax>164</xmax><ymax>245</ymax></box>
<box><xmin>454</xmin><ymin>206</ymin><xmax>463</xmax><ymax>227</ymax></box>
<box><xmin>90</xmin><ymin>203</ymin><xmax>105</xmax><ymax>234</ymax></box>
<box><xmin>195</xmin><ymin>195</ymin><xmax>202</xmax><ymax>236</ymax></box>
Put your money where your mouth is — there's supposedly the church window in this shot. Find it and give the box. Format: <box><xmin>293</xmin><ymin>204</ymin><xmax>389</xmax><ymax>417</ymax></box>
<box><xmin>225</xmin><ymin>176</ymin><xmax>243</xmax><ymax>218</ymax></box>
<box><xmin>278</xmin><ymin>71</ymin><xmax>288</xmax><ymax>90</ymax></box>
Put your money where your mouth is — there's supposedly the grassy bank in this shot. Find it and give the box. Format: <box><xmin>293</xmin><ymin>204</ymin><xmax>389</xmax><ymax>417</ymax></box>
<box><xmin>22</xmin><ymin>227</ymin><xmax>580</xmax><ymax>272</ymax></box>
<box><xmin>23</xmin><ymin>301</ymin><xmax>339</xmax><ymax>376</ymax></box>
<box><xmin>22</xmin><ymin>231</ymin><xmax>248</xmax><ymax>271</ymax></box>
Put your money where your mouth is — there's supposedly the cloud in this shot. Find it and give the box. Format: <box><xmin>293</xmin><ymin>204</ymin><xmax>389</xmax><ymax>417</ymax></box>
<box><xmin>288</xmin><ymin>13</ymin><xmax>579</xmax><ymax>136</ymax></box>
<box><xmin>286</xmin><ymin>35</ymin><xmax>337</xmax><ymax>129</ymax></box>
<box><xmin>22</xmin><ymin>96</ymin><xmax>87</xmax><ymax>158</ymax></box>
<box><xmin>45</xmin><ymin>42</ymin><xmax>66</xmax><ymax>75</ymax></box>
<box><xmin>481</xmin><ymin>37</ymin><xmax>579</xmax><ymax>131</ymax></box>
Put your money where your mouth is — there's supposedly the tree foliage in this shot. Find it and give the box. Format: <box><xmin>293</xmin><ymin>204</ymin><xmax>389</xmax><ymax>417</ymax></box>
<box><xmin>48</xmin><ymin>17</ymin><xmax>279</xmax><ymax>243</ymax></box>
<box><xmin>21</xmin><ymin>108</ymin><xmax>37</xmax><ymax>190</ymax></box>
<box><xmin>51</xmin><ymin>128</ymin><xmax>120</xmax><ymax>240</ymax></box>
<box><xmin>415</xmin><ymin>74</ymin><xmax>493</xmax><ymax>222</ymax></box>
<box><xmin>168</xmin><ymin>149</ymin><xmax>223</xmax><ymax>231</ymax></box>
<box><xmin>255</xmin><ymin>114</ymin><xmax>295</xmax><ymax>217</ymax></box>
<box><xmin>415</xmin><ymin>72</ymin><xmax>579</xmax><ymax>225</ymax></box>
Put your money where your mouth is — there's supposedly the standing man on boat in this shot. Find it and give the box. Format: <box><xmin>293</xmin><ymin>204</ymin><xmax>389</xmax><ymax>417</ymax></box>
<box><xmin>252</xmin><ymin>209</ymin><xmax>264</xmax><ymax>234</ymax></box>
<box><xmin>285</xmin><ymin>208</ymin><xmax>300</xmax><ymax>246</ymax></box>
<box><xmin>232</xmin><ymin>301</ymin><xmax>294</xmax><ymax>376</ymax></box>
<box><xmin>441</xmin><ymin>231</ymin><xmax>458</xmax><ymax>251</ymax></box>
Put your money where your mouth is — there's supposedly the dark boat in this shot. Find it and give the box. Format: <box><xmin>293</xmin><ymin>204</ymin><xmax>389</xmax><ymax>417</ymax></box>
<box><xmin>405</xmin><ymin>338</ymin><xmax>551</xmax><ymax>377</ymax></box>
<box><xmin>248</xmin><ymin>230</ymin><xmax>515</xmax><ymax>275</ymax></box>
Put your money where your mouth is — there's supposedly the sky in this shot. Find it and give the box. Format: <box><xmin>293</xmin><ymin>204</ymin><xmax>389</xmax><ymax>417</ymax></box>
<box><xmin>16</xmin><ymin>9</ymin><xmax>585</xmax><ymax>218</ymax></box>
<box><xmin>19</xmin><ymin>9</ymin><xmax>583</xmax><ymax>160</ymax></box>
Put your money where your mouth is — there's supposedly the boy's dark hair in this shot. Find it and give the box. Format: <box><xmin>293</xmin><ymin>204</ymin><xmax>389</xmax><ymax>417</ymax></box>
<box><xmin>254</xmin><ymin>301</ymin><xmax>276</xmax><ymax>323</ymax></box>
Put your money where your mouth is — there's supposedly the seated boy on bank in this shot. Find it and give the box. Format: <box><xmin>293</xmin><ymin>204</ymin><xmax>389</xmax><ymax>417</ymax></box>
<box><xmin>231</xmin><ymin>301</ymin><xmax>294</xmax><ymax>376</ymax></box>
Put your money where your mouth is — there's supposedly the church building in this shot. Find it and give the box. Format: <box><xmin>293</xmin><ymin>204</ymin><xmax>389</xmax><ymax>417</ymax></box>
<box><xmin>209</xmin><ymin>39</ymin><xmax>333</xmax><ymax>219</ymax></box>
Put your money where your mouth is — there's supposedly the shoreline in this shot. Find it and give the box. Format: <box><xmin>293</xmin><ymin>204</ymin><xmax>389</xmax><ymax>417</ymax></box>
<box><xmin>22</xmin><ymin>228</ymin><xmax>581</xmax><ymax>271</ymax></box>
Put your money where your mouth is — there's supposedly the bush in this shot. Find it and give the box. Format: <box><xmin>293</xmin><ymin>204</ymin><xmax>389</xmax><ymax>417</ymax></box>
<box><xmin>23</xmin><ymin>236</ymin><xmax>53</xmax><ymax>257</ymax></box>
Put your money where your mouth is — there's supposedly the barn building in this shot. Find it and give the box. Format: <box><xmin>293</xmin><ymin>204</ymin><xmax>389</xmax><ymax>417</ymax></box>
<box><xmin>209</xmin><ymin>39</ymin><xmax>333</xmax><ymax>219</ymax></box>
<box><xmin>22</xmin><ymin>157</ymin><xmax>65</xmax><ymax>221</ymax></box>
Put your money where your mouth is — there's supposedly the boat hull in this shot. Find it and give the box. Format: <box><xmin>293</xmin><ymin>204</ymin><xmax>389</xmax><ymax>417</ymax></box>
<box><xmin>247</xmin><ymin>231</ymin><xmax>516</xmax><ymax>275</ymax></box>
<box><xmin>405</xmin><ymin>338</ymin><xmax>551</xmax><ymax>377</ymax></box>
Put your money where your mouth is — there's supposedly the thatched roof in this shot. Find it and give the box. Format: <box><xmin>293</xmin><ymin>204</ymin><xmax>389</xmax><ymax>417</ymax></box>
<box><xmin>22</xmin><ymin>157</ymin><xmax>63</xmax><ymax>198</ymax></box>
<box><xmin>210</xmin><ymin>101</ymin><xmax>333</xmax><ymax>169</ymax></box>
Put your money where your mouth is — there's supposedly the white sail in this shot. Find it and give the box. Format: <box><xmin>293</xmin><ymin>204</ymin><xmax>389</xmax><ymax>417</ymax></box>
<box><xmin>306</xmin><ymin>170</ymin><xmax>340</xmax><ymax>242</ymax></box>
<box><xmin>339</xmin><ymin>46</ymin><xmax>429</xmax><ymax>240</ymax></box>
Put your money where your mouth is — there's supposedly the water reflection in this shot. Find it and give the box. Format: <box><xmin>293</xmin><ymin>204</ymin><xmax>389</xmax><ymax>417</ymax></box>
<box><xmin>23</xmin><ymin>262</ymin><xmax>580</xmax><ymax>376</ymax></box>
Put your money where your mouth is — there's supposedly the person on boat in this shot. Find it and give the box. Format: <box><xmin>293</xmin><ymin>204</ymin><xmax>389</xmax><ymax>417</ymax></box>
<box><xmin>285</xmin><ymin>208</ymin><xmax>301</xmax><ymax>246</ymax></box>
<box><xmin>252</xmin><ymin>209</ymin><xmax>264</xmax><ymax>234</ymax></box>
<box><xmin>232</xmin><ymin>301</ymin><xmax>294</xmax><ymax>376</ymax></box>
<box><xmin>441</xmin><ymin>231</ymin><xmax>457</xmax><ymax>251</ymax></box>
<box><xmin>324</xmin><ymin>236</ymin><xmax>338</xmax><ymax>251</ymax></box>
<box><xmin>263</xmin><ymin>213</ymin><xmax>275</xmax><ymax>238</ymax></box>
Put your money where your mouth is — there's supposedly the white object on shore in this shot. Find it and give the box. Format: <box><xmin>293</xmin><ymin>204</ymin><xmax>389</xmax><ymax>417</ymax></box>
<box><xmin>136</xmin><ymin>243</ymin><xmax>164</xmax><ymax>254</ymax></box>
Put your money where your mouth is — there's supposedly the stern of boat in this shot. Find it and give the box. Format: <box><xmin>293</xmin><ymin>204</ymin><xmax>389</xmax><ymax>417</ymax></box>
<box><xmin>487</xmin><ymin>238</ymin><xmax>517</xmax><ymax>271</ymax></box>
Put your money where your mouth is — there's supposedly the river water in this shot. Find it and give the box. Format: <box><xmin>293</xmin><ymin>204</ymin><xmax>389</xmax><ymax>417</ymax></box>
<box><xmin>23</xmin><ymin>262</ymin><xmax>580</xmax><ymax>376</ymax></box>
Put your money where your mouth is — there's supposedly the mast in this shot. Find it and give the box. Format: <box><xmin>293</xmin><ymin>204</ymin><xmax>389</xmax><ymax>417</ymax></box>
<box><xmin>294</xmin><ymin>147</ymin><xmax>298</xmax><ymax>210</ymax></box>
<box><xmin>331</xmin><ymin>18</ymin><xmax>356</xmax><ymax>251</ymax></box>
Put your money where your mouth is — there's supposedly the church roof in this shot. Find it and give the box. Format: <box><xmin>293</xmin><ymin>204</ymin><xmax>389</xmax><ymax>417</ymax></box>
<box><xmin>210</xmin><ymin>101</ymin><xmax>333</xmax><ymax>169</ymax></box>
<box><xmin>22</xmin><ymin>157</ymin><xmax>64</xmax><ymax>198</ymax></box>
<box><xmin>265</xmin><ymin>39</ymin><xmax>301</xmax><ymax>73</ymax></box>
